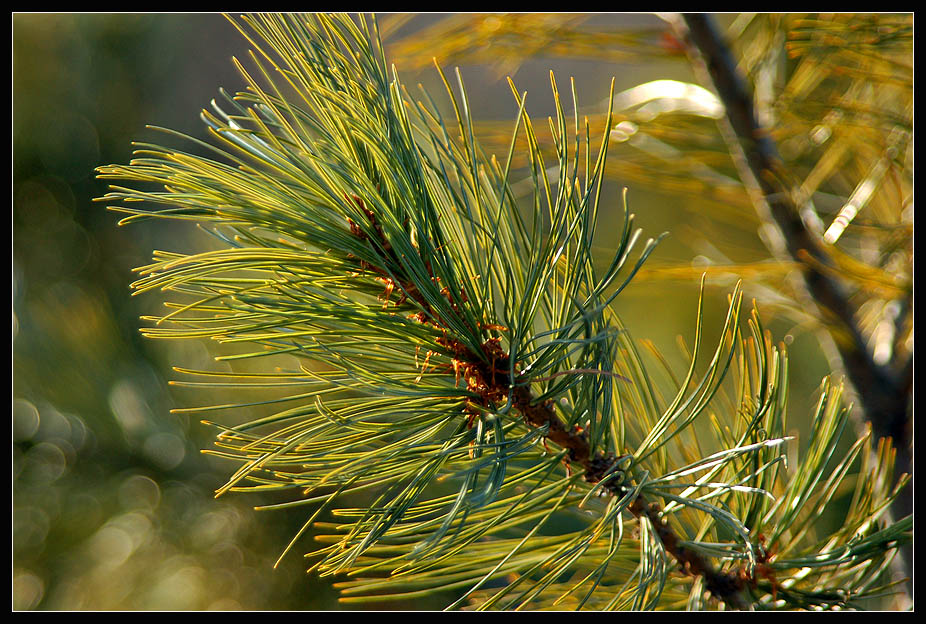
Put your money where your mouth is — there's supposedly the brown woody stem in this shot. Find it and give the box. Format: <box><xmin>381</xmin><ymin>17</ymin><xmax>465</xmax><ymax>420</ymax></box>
<box><xmin>514</xmin><ymin>389</ymin><xmax>751</xmax><ymax>609</ymax></box>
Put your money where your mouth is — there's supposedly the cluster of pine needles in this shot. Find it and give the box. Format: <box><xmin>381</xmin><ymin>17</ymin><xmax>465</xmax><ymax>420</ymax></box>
<box><xmin>97</xmin><ymin>14</ymin><xmax>909</xmax><ymax>610</ymax></box>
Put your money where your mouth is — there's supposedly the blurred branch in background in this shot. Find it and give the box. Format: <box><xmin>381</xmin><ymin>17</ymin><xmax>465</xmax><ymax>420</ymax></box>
<box><xmin>382</xmin><ymin>13</ymin><xmax>672</xmax><ymax>78</ymax></box>
<box><xmin>669</xmin><ymin>13</ymin><xmax>912</xmax><ymax>595</ymax></box>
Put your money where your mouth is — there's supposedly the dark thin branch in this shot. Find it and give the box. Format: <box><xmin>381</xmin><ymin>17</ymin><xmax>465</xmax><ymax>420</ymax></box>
<box><xmin>672</xmin><ymin>12</ymin><xmax>912</xmax><ymax>597</ymax></box>
<box><xmin>515</xmin><ymin>388</ymin><xmax>753</xmax><ymax>610</ymax></box>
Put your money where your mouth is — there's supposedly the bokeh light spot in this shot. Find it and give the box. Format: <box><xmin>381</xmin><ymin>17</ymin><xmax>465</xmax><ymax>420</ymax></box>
<box><xmin>13</xmin><ymin>570</ymin><xmax>46</xmax><ymax>610</ymax></box>
<box><xmin>13</xmin><ymin>398</ymin><xmax>41</xmax><ymax>442</ymax></box>
<box><xmin>118</xmin><ymin>474</ymin><xmax>161</xmax><ymax>511</ymax></box>
<box><xmin>142</xmin><ymin>432</ymin><xmax>186</xmax><ymax>471</ymax></box>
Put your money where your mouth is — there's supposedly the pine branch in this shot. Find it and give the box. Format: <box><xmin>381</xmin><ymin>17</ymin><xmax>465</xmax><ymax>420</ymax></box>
<box><xmin>348</xmin><ymin>180</ymin><xmax>755</xmax><ymax>608</ymax></box>
<box><xmin>670</xmin><ymin>12</ymin><xmax>912</xmax><ymax>595</ymax></box>
<box><xmin>96</xmin><ymin>13</ymin><xmax>910</xmax><ymax>611</ymax></box>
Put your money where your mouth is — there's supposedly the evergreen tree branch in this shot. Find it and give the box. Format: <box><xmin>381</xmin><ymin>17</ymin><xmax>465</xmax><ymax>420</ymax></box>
<box><xmin>95</xmin><ymin>13</ymin><xmax>910</xmax><ymax>610</ymax></box>
<box><xmin>670</xmin><ymin>12</ymin><xmax>911</xmax><ymax>594</ymax></box>
<box><xmin>352</xmin><ymin>194</ymin><xmax>753</xmax><ymax>609</ymax></box>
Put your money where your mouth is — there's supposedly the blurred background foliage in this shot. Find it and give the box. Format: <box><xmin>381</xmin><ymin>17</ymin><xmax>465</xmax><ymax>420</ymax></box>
<box><xmin>13</xmin><ymin>13</ymin><xmax>342</xmax><ymax>610</ymax></box>
<box><xmin>13</xmin><ymin>13</ymin><xmax>910</xmax><ymax>610</ymax></box>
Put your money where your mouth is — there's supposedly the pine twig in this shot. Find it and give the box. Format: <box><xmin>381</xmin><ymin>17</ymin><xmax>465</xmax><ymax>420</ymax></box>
<box><xmin>519</xmin><ymin>394</ymin><xmax>753</xmax><ymax>610</ymax></box>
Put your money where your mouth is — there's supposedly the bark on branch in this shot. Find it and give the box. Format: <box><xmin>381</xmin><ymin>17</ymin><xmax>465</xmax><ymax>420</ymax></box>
<box><xmin>517</xmin><ymin>392</ymin><xmax>753</xmax><ymax>609</ymax></box>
